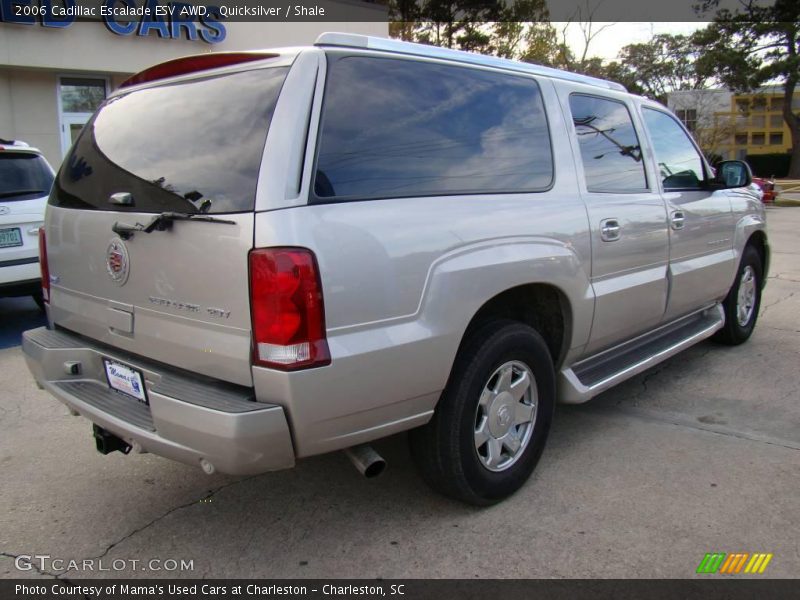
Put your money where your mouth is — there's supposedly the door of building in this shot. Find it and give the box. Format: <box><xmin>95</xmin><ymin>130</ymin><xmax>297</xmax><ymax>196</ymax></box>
<box><xmin>58</xmin><ymin>77</ymin><xmax>107</xmax><ymax>158</ymax></box>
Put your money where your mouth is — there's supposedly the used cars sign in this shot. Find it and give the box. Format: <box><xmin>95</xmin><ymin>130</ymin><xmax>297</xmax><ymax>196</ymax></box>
<box><xmin>0</xmin><ymin>0</ymin><xmax>227</xmax><ymax>44</ymax></box>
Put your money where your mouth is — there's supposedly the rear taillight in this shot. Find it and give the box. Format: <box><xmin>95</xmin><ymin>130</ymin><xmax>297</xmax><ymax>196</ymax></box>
<box><xmin>249</xmin><ymin>248</ymin><xmax>330</xmax><ymax>370</ymax></box>
<box><xmin>38</xmin><ymin>227</ymin><xmax>49</xmax><ymax>304</ymax></box>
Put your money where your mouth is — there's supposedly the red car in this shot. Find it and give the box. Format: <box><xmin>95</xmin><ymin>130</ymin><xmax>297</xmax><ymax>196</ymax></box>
<box><xmin>752</xmin><ymin>177</ymin><xmax>777</xmax><ymax>203</ymax></box>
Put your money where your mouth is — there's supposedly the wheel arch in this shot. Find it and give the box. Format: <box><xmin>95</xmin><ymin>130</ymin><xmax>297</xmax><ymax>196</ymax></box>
<box><xmin>732</xmin><ymin>213</ymin><xmax>769</xmax><ymax>289</ymax></box>
<box><xmin>458</xmin><ymin>283</ymin><xmax>573</xmax><ymax>368</ymax></box>
<box><xmin>746</xmin><ymin>229</ymin><xmax>769</xmax><ymax>287</ymax></box>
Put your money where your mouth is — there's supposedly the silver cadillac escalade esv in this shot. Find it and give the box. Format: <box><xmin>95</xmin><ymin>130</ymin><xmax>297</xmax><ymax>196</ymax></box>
<box><xmin>23</xmin><ymin>33</ymin><xmax>768</xmax><ymax>505</ymax></box>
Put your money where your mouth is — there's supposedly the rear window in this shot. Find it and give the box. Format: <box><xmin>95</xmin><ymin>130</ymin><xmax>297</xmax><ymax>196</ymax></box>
<box><xmin>51</xmin><ymin>67</ymin><xmax>288</xmax><ymax>214</ymax></box>
<box><xmin>0</xmin><ymin>153</ymin><xmax>54</xmax><ymax>200</ymax></box>
<box><xmin>313</xmin><ymin>55</ymin><xmax>553</xmax><ymax>202</ymax></box>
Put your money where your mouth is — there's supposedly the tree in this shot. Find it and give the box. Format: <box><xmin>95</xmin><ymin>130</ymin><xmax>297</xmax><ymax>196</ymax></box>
<box><xmin>388</xmin><ymin>0</ymin><xmax>561</xmax><ymax>65</ymax></box>
<box><xmin>490</xmin><ymin>3</ymin><xmax>561</xmax><ymax>66</ymax></box>
<box><xmin>694</xmin><ymin>0</ymin><xmax>800</xmax><ymax>177</ymax></box>
<box><xmin>613</xmin><ymin>34</ymin><xmax>709</xmax><ymax>102</ymax></box>
<box><xmin>388</xmin><ymin>1</ymin><xmax>504</xmax><ymax>52</ymax></box>
<box><xmin>387</xmin><ymin>1</ymin><xmax>621</xmax><ymax>84</ymax></box>
<box><xmin>553</xmin><ymin>2</ymin><xmax>616</xmax><ymax>75</ymax></box>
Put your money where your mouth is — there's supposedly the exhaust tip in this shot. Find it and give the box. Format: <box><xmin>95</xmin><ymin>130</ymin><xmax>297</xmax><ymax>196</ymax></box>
<box><xmin>363</xmin><ymin>457</ymin><xmax>386</xmax><ymax>479</ymax></box>
<box><xmin>344</xmin><ymin>444</ymin><xmax>386</xmax><ymax>478</ymax></box>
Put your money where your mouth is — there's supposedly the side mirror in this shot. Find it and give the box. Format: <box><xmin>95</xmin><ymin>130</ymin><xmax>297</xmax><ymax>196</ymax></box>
<box><xmin>713</xmin><ymin>160</ymin><xmax>752</xmax><ymax>189</ymax></box>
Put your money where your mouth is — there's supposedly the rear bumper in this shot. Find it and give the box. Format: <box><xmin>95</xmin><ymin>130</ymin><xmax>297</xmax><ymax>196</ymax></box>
<box><xmin>22</xmin><ymin>326</ymin><xmax>295</xmax><ymax>475</ymax></box>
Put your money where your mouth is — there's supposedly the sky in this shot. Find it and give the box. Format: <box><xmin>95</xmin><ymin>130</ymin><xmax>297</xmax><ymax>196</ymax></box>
<box><xmin>558</xmin><ymin>22</ymin><xmax>706</xmax><ymax>62</ymax></box>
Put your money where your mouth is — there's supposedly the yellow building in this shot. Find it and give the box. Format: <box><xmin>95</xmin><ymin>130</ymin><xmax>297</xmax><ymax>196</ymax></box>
<box><xmin>714</xmin><ymin>86</ymin><xmax>798</xmax><ymax>161</ymax></box>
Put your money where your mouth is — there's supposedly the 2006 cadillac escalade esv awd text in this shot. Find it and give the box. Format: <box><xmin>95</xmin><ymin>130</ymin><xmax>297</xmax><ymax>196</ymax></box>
<box><xmin>23</xmin><ymin>33</ymin><xmax>768</xmax><ymax>505</ymax></box>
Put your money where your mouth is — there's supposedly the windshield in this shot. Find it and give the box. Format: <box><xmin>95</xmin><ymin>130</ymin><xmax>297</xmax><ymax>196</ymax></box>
<box><xmin>0</xmin><ymin>153</ymin><xmax>53</xmax><ymax>200</ymax></box>
<box><xmin>51</xmin><ymin>67</ymin><xmax>288</xmax><ymax>214</ymax></box>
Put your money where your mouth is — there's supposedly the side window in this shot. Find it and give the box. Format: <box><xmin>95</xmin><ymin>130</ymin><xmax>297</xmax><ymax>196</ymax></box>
<box><xmin>642</xmin><ymin>108</ymin><xmax>706</xmax><ymax>190</ymax></box>
<box><xmin>568</xmin><ymin>94</ymin><xmax>647</xmax><ymax>193</ymax></box>
<box><xmin>313</xmin><ymin>55</ymin><xmax>553</xmax><ymax>201</ymax></box>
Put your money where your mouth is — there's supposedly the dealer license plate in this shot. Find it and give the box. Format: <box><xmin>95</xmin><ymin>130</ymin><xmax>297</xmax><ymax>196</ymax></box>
<box><xmin>103</xmin><ymin>359</ymin><xmax>148</xmax><ymax>404</ymax></box>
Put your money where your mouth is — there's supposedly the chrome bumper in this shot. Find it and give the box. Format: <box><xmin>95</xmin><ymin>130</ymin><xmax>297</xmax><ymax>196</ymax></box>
<box><xmin>22</xmin><ymin>327</ymin><xmax>295</xmax><ymax>475</ymax></box>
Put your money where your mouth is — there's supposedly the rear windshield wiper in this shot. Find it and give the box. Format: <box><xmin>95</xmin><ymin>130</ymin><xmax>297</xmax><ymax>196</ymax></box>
<box><xmin>0</xmin><ymin>189</ymin><xmax>47</xmax><ymax>199</ymax></box>
<box><xmin>112</xmin><ymin>212</ymin><xmax>236</xmax><ymax>240</ymax></box>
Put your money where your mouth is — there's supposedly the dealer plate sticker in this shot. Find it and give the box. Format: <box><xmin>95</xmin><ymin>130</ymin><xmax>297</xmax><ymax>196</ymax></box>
<box><xmin>103</xmin><ymin>359</ymin><xmax>147</xmax><ymax>404</ymax></box>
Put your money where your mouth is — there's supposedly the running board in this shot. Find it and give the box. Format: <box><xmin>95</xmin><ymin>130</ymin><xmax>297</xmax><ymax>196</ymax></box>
<box><xmin>559</xmin><ymin>305</ymin><xmax>724</xmax><ymax>404</ymax></box>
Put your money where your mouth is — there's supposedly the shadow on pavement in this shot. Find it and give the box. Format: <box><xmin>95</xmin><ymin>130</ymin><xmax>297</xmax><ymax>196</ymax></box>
<box><xmin>0</xmin><ymin>296</ymin><xmax>47</xmax><ymax>349</ymax></box>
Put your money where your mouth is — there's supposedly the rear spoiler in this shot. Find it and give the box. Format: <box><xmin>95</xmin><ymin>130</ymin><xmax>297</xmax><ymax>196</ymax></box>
<box><xmin>120</xmin><ymin>52</ymin><xmax>280</xmax><ymax>89</ymax></box>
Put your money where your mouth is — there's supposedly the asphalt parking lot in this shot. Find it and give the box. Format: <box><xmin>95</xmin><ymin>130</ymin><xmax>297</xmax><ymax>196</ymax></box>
<box><xmin>1</xmin><ymin>207</ymin><xmax>798</xmax><ymax>580</ymax></box>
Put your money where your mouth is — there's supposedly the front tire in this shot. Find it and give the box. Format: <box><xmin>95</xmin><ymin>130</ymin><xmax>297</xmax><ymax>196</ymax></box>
<box><xmin>714</xmin><ymin>245</ymin><xmax>763</xmax><ymax>345</ymax></box>
<box><xmin>409</xmin><ymin>320</ymin><xmax>555</xmax><ymax>505</ymax></box>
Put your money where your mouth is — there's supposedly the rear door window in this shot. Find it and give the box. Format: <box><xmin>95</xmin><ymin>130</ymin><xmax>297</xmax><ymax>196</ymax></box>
<box><xmin>0</xmin><ymin>153</ymin><xmax>54</xmax><ymax>201</ymax></box>
<box><xmin>313</xmin><ymin>55</ymin><xmax>553</xmax><ymax>201</ymax></box>
<box><xmin>569</xmin><ymin>94</ymin><xmax>647</xmax><ymax>193</ymax></box>
<box><xmin>51</xmin><ymin>67</ymin><xmax>288</xmax><ymax>214</ymax></box>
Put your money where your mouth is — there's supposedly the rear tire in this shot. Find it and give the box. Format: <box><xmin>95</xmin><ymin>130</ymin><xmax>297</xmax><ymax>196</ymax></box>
<box><xmin>409</xmin><ymin>320</ymin><xmax>555</xmax><ymax>506</ymax></box>
<box><xmin>714</xmin><ymin>245</ymin><xmax>762</xmax><ymax>345</ymax></box>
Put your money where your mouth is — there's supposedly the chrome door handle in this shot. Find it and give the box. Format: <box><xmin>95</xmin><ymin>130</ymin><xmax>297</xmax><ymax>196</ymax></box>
<box><xmin>671</xmin><ymin>211</ymin><xmax>685</xmax><ymax>230</ymax></box>
<box><xmin>600</xmin><ymin>218</ymin><xmax>621</xmax><ymax>242</ymax></box>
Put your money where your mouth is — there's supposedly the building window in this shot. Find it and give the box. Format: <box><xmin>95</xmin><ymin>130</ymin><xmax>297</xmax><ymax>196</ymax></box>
<box><xmin>58</xmin><ymin>76</ymin><xmax>107</xmax><ymax>157</ymax></box>
<box><xmin>770</xmin><ymin>114</ymin><xmax>784</xmax><ymax>128</ymax></box>
<box><xmin>770</xmin><ymin>97</ymin><xmax>784</xmax><ymax>110</ymax></box>
<box><xmin>735</xmin><ymin>133</ymin><xmax>748</xmax><ymax>145</ymax></box>
<box><xmin>751</xmin><ymin>132</ymin><xmax>765</xmax><ymax>145</ymax></box>
<box><xmin>770</xmin><ymin>132</ymin><xmax>784</xmax><ymax>145</ymax></box>
<box><xmin>675</xmin><ymin>109</ymin><xmax>697</xmax><ymax>133</ymax></box>
<box><xmin>751</xmin><ymin>115</ymin><xmax>765</xmax><ymax>128</ymax></box>
<box><xmin>751</xmin><ymin>96</ymin><xmax>767</xmax><ymax>111</ymax></box>
<box><xmin>736</xmin><ymin>99</ymin><xmax>750</xmax><ymax>114</ymax></box>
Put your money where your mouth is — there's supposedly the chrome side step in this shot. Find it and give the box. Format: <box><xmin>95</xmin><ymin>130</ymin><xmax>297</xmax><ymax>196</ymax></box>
<box><xmin>559</xmin><ymin>305</ymin><xmax>724</xmax><ymax>404</ymax></box>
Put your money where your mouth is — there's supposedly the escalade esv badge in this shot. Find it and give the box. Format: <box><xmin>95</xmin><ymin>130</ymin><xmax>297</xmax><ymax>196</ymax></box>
<box><xmin>106</xmin><ymin>238</ymin><xmax>130</xmax><ymax>286</ymax></box>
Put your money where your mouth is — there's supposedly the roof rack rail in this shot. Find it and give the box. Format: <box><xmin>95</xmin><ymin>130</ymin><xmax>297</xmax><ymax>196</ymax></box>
<box><xmin>314</xmin><ymin>32</ymin><xmax>626</xmax><ymax>92</ymax></box>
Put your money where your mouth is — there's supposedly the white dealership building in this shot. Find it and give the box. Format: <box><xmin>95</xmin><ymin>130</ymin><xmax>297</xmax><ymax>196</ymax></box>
<box><xmin>0</xmin><ymin>3</ymin><xmax>387</xmax><ymax>168</ymax></box>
